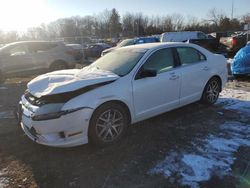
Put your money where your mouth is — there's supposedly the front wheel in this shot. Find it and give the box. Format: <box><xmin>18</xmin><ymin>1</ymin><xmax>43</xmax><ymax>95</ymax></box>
<box><xmin>201</xmin><ymin>77</ymin><xmax>221</xmax><ymax>105</ymax></box>
<box><xmin>88</xmin><ymin>103</ymin><xmax>129</xmax><ymax>146</ymax></box>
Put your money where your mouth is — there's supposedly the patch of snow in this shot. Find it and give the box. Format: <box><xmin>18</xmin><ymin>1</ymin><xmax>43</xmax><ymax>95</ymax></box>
<box><xmin>217</xmin><ymin>112</ymin><xmax>223</xmax><ymax>115</ymax></box>
<box><xmin>227</xmin><ymin>58</ymin><xmax>233</xmax><ymax>64</ymax></box>
<box><xmin>217</xmin><ymin>89</ymin><xmax>250</xmax><ymax>118</ymax></box>
<box><xmin>0</xmin><ymin>111</ymin><xmax>15</xmax><ymax>119</ymax></box>
<box><xmin>218</xmin><ymin>89</ymin><xmax>250</xmax><ymax>101</ymax></box>
<box><xmin>150</xmin><ymin>89</ymin><xmax>250</xmax><ymax>188</ymax></box>
<box><xmin>150</xmin><ymin>121</ymin><xmax>250</xmax><ymax>188</ymax></box>
<box><xmin>0</xmin><ymin>168</ymin><xmax>9</xmax><ymax>188</ymax></box>
<box><xmin>181</xmin><ymin>154</ymin><xmax>225</xmax><ymax>182</ymax></box>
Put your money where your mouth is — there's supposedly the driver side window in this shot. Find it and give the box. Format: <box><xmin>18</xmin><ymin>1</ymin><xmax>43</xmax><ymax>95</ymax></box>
<box><xmin>143</xmin><ymin>48</ymin><xmax>174</xmax><ymax>74</ymax></box>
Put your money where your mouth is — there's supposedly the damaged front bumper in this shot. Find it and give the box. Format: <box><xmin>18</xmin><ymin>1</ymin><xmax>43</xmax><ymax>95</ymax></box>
<box><xmin>18</xmin><ymin>95</ymin><xmax>94</xmax><ymax>147</ymax></box>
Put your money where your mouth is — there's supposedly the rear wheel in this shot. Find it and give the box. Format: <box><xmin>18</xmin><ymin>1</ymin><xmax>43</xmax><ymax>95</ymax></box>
<box><xmin>88</xmin><ymin>103</ymin><xmax>129</xmax><ymax>146</ymax></box>
<box><xmin>201</xmin><ymin>77</ymin><xmax>221</xmax><ymax>105</ymax></box>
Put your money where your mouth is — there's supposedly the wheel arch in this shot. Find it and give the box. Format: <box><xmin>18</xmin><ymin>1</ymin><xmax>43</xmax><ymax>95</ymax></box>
<box><xmin>92</xmin><ymin>100</ymin><xmax>132</xmax><ymax>124</ymax></box>
<box><xmin>87</xmin><ymin>100</ymin><xmax>132</xmax><ymax>146</ymax></box>
<box><xmin>208</xmin><ymin>75</ymin><xmax>222</xmax><ymax>92</ymax></box>
<box><xmin>49</xmin><ymin>59</ymin><xmax>68</xmax><ymax>69</ymax></box>
<box><xmin>200</xmin><ymin>75</ymin><xmax>222</xmax><ymax>104</ymax></box>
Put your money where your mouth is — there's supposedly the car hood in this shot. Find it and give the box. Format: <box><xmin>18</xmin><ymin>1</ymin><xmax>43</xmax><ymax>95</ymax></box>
<box><xmin>28</xmin><ymin>66</ymin><xmax>119</xmax><ymax>98</ymax></box>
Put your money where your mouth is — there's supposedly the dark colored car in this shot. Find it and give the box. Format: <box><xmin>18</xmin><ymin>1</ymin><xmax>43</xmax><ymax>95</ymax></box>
<box><xmin>101</xmin><ymin>37</ymin><xmax>159</xmax><ymax>56</ymax></box>
<box><xmin>219</xmin><ymin>31</ymin><xmax>247</xmax><ymax>55</ymax></box>
<box><xmin>84</xmin><ymin>43</ymin><xmax>111</xmax><ymax>58</ymax></box>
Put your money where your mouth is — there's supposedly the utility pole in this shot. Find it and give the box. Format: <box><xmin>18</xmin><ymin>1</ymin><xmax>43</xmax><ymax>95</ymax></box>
<box><xmin>231</xmin><ymin>0</ymin><xmax>234</xmax><ymax>19</ymax></box>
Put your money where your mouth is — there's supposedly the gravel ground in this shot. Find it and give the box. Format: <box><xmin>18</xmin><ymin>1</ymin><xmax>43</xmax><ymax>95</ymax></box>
<box><xmin>0</xmin><ymin>74</ymin><xmax>249</xmax><ymax>188</ymax></box>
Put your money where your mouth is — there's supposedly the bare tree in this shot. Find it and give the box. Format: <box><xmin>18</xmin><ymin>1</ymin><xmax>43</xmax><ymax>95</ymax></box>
<box><xmin>242</xmin><ymin>13</ymin><xmax>250</xmax><ymax>23</ymax></box>
<box><xmin>0</xmin><ymin>8</ymin><xmax>249</xmax><ymax>43</ymax></box>
<box><xmin>171</xmin><ymin>14</ymin><xmax>184</xmax><ymax>31</ymax></box>
<box><xmin>207</xmin><ymin>8</ymin><xmax>226</xmax><ymax>28</ymax></box>
<box><xmin>122</xmin><ymin>13</ymin><xmax>134</xmax><ymax>37</ymax></box>
<box><xmin>109</xmin><ymin>8</ymin><xmax>122</xmax><ymax>38</ymax></box>
<box><xmin>162</xmin><ymin>15</ymin><xmax>174</xmax><ymax>32</ymax></box>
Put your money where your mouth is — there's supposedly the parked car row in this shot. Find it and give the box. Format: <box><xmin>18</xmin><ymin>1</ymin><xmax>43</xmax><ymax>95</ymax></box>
<box><xmin>1</xmin><ymin>30</ymin><xmax>248</xmax><ymax>84</ymax></box>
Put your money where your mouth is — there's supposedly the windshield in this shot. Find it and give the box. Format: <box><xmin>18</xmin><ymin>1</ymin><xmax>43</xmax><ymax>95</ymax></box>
<box><xmin>91</xmin><ymin>48</ymin><xmax>146</xmax><ymax>76</ymax></box>
<box><xmin>117</xmin><ymin>39</ymin><xmax>135</xmax><ymax>47</ymax></box>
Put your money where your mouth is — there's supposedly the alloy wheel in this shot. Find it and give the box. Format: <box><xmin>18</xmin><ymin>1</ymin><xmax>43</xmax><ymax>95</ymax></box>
<box><xmin>95</xmin><ymin>109</ymin><xmax>124</xmax><ymax>142</ymax></box>
<box><xmin>206</xmin><ymin>79</ymin><xmax>220</xmax><ymax>103</ymax></box>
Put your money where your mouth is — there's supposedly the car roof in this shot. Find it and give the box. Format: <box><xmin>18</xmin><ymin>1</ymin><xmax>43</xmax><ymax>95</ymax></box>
<box><xmin>116</xmin><ymin>42</ymin><xmax>211</xmax><ymax>55</ymax></box>
<box><xmin>121</xmin><ymin>42</ymin><xmax>195</xmax><ymax>50</ymax></box>
<box><xmin>5</xmin><ymin>41</ymin><xmax>63</xmax><ymax>46</ymax></box>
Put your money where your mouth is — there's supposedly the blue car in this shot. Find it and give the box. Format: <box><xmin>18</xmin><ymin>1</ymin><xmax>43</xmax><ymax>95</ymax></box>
<box><xmin>102</xmin><ymin>37</ymin><xmax>159</xmax><ymax>56</ymax></box>
<box><xmin>231</xmin><ymin>42</ymin><xmax>250</xmax><ymax>77</ymax></box>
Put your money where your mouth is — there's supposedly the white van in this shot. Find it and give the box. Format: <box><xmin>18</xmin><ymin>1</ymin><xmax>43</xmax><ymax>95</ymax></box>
<box><xmin>160</xmin><ymin>31</ymin><xmax>207</xmax><ymax>42</ymax></box>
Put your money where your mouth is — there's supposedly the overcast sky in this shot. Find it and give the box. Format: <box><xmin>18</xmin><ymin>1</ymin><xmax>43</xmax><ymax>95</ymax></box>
<box><xmin>0</xmin><ymin>0</ymin><xmax>249</xmax><ymax>31</ymax></box>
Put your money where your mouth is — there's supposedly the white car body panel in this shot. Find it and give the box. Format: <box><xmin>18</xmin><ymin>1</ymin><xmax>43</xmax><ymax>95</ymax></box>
<box><xmin>132</xmin><ymin>68</ymin><xmax>181</xmax><ymax>121</ymax></box>
<box><xmin>19</xmin><ymin>42</ymin><xmax>228</xmax><ymax>147</ymax></box>
<box><xmin>28</xmin><ymin>66</ymin><xmax>119</xmax><ymax>97</ymax></box>
<box><xmin>21</xmin><ymin>95</ymin><xmax>93</xmax><ymax>147</ymax></box>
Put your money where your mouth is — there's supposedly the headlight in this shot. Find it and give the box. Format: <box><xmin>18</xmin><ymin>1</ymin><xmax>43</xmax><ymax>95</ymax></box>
<box><xmin>31</xmin><ymin>107</ymin><xmax>84</xmax><ymax>121</ymax></box>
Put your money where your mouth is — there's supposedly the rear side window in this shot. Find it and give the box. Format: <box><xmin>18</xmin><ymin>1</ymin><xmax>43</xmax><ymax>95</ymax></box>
<box><xmin>143</xmin><ymin>48</ymin><xmax>174</xmax><ymax>74</ymax></box>
<box><xmin>28</xmin><ymin>43</ymin><xmax>58</xmax><ymax>53</ymax></box>
<box><xmin>176</xmin><ymin>47</ymin><xmax>206</xmax><ymax>65</ymax></box>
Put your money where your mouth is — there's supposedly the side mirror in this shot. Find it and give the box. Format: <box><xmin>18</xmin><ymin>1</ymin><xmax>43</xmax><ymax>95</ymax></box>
<box><xmin>136</xmin><ymin>69</ymin><xmax>157</xmax><ymax>79</ymax></box>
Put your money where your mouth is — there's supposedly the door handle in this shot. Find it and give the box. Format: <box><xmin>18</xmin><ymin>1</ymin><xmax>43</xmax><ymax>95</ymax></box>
<box><xmin>203</xmin><ymin>66</ymin><xmax>209</xmax><ymax>71</ymax></box>
<box><xmin>169</xmin><ymin>75</ymin><xmax>179</xmax><ymax>80</ymax></box>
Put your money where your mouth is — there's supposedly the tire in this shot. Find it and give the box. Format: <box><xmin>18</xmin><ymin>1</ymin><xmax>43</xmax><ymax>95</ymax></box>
<box><xmin>201</xmin><ymin>77</ymin><xmax>221</xmax><ymax>105</ymax></box>
<box><xmin>88</xmin><ymin>103</ymin><xmax>129</xmax><ymax>146</ymax></box>
<box><xmin>49</xmin><ymin>61</ymin><xmax>68</xmax><ymax>71</ymax></box>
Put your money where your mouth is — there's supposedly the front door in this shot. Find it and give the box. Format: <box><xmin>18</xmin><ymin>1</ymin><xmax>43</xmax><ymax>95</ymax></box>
<box><xmin>132</xmin><ymin>48</ymin><xmax>181</xmax><ymax>121</ymax></box>
<box><xmin>2</xmin><ymin>44</ymin><xmax>34</xmax><ymax>73</ymax></box>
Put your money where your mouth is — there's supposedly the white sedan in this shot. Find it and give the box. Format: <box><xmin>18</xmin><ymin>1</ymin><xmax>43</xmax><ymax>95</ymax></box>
<box><xmin>18</xmin><ymin>43</ymin><xmax>227</xmax><ymax>147</ymax></box>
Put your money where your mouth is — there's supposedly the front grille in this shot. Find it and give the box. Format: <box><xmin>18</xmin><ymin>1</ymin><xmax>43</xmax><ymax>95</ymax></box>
<box><xmin>24</xmin><ymin>91</ymin><xmax>46</xmax><ymax>106</ymax></box>
<box><xmin>25</xmin><ymin>125</ymin><xmax>38</xmax><ymax>138</ymax></box>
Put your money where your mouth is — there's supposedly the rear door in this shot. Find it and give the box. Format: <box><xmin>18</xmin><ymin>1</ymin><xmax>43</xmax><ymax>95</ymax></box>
<box><xmin>132</xmin><ymin>48</ymin><xmax>181</xmax><ymax>121</ymax></box>
<box><xmin>175</xmin><ymin>47</ymin><xmax>212</xmax><ymax>106</ymax></box>
<box><xmin>27</xmin><ymin>42</ymin><xmax>57</xmax><ymax>69</ymax></box>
